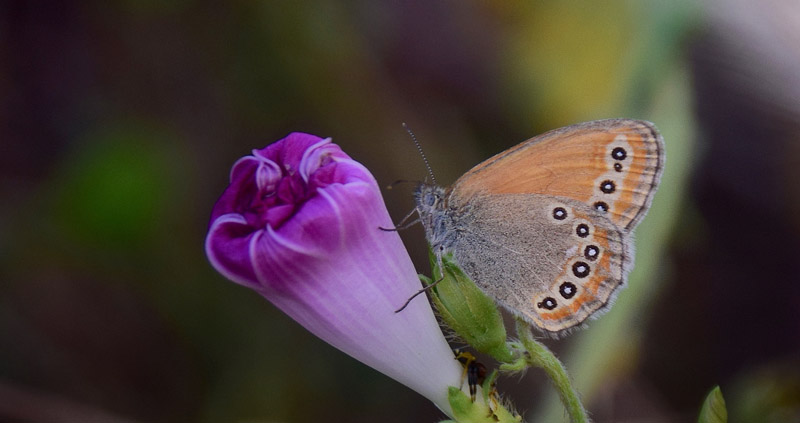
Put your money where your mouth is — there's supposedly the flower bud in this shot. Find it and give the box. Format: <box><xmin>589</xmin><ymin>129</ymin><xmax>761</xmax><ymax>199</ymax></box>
<box><xmin>205</xmin><ymin>133</ymin><xmax>464</xmax><ymax>415</ymax></box>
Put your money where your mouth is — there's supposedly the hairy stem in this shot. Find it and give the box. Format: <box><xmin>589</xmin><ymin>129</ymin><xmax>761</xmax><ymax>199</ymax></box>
<box><xmin>515</xmin><ymin>318</ymin><xmax>588</xmax><ymax>423</ymax></box>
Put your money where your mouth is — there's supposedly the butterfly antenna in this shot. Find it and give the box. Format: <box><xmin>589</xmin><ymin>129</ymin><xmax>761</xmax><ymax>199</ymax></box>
<box><xmin>402</xmin><ymin>123</ymin><xmax>436</xmax><ymax>186</ymax></box>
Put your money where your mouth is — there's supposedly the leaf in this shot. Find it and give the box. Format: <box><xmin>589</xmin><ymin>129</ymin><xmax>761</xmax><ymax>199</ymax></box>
<box><xmin>698</xmin><ymin>386</ymin><xmax>728</xmax><ymax>423</ymax></box>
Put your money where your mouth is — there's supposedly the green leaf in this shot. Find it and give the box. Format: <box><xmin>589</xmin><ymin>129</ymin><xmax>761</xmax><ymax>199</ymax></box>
<box><xmin>698</xmin><ymin>386</ymin><xmax>728</xmax><ymax>423</ymax></box>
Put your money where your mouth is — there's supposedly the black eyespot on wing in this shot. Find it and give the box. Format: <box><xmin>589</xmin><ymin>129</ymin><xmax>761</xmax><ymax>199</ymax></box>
<box><xmin>584</xmin><ymin>245</ymin><xmax>599</xmax><ymax>261</ymax></box>
<box><xmin>559</xmin><ymin>282</ymin><xmax>577</xmax><ymax>299</ymax></box>
<box><xmin>600</xmin><ymin>180</ymin><xmax>616</xmax><ymax>194</ymax></box>
<box><xmin>612</xmin><ymin>147</ymin><xmax>627</xmax><ymax>161</ymax></box>
<box><xmin>594</xmin><ymin>201</ymin><xmax>609</xmax><ymax>212</ymax></box>
<box><xmin>614</xmin><ymin>163</ymin><xmax>623</xmax><ymax>172</ymax></box>
<box><xmin>576</xmin><ymin>223</ymin><xmax>590</xmax><ymax>238</ymax></box>
<box><xmin>537</xmin><ymin>297</ymin><xmax>557</xmax><ymax>310</ymax></box>
<box><xmin>572</xmin><ymin>261</ymin><xmax>590</xmax><ymax>278</ymax></box>
<box><xmin>552</xmin><ymin>207</ymin><xmax>567</xmax><ymax>220</ymax></box>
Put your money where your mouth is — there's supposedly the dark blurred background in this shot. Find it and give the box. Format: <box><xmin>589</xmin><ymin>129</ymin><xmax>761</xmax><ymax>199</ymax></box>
<box><xmin>2</xmin><ymin>1</ymin><xmax>799</xmax><ymax>422</ymax></box>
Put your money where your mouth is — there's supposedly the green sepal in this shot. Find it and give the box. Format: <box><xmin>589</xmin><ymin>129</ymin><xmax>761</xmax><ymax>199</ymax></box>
<box><xmin>424</xmin><ymin>250</ymin><xmax>514</xmax><ymax>362</ymax></box>
<box><xmin>697</xmin><ymin>386</ymin><xmax>727</xmax><ymax>423</ymax></box>
<box><xmin>445</xmin><ymin>386</ymin><xmax>521</xmax><ymax>423</ymax></box>
<box><xmin>480</xmin><ymin>369</ymin><xmax>498</xmax><ymax>404</ymax></box>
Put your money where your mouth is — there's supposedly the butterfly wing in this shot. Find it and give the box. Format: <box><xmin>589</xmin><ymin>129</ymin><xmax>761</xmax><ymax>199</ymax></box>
<box><xmin>449</xmin><ymin>119</ymin><xmax>664</xmax><ymax>231</ymax></box>
<box><xmin>448</xmin><ymin>193</ymin><xmax>629</xmax><ymax>335</ymax></box>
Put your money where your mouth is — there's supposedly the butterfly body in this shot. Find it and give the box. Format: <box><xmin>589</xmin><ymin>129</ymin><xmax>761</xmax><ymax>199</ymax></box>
<box><xmin>414</xmin><ymin>119</ymin><xmax>664</xmax><ymax>336</ymax></box>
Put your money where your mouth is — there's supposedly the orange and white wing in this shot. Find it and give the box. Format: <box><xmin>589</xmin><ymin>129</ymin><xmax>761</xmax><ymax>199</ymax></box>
<box><xmin>450</xmin><ymin>119</ymin><xmax>664</xmax><ymax>231</ymax></box>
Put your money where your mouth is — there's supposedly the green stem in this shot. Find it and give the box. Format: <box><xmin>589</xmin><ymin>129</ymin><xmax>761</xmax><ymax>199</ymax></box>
<box><xmin>515</xmin><ymin>318</ymin><xmax>588</xmax><ymax>423</ymax></box>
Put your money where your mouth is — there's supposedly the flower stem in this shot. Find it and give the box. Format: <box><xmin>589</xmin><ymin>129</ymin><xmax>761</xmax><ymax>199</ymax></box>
<box><xmin>513</xmin><ymin>317</ymin><xmax>589</xmax><ymax>423</ymax></box>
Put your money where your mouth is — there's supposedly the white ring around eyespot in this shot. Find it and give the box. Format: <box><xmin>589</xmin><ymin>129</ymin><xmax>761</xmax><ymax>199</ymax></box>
<box><xmin>571</xmin><ymin>219</ymin><xmax>594</xmax><ymax>240</ymax></box>
<box><xmin>581</xmin><ymin>243</ymin><xmax>603</xmax><ymax>262</ymax></box>
<box><xmin>547</xmin><ymin>202</ymin><xmax>573</xmax><ymax>224</ymax></box>
<box><xmin>605</xmin><ymin>137</ymin><xmax>633</xmax><ymax>169</ymax></box>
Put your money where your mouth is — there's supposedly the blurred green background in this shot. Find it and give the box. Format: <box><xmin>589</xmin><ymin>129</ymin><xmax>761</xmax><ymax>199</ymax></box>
<box><xmin>2</xmin><ymin>1</ymin><xmax>799</xmax><ymax>422</ymax></box>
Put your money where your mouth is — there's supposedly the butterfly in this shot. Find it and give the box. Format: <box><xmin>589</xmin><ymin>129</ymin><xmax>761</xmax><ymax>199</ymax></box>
<box><xmin>413</xmin><ymin>119</ymin><xmax>664</xmax><ymax>336</ymax></box>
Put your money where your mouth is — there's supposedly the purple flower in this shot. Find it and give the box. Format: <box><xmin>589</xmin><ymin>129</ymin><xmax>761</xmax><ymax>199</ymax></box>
<box><xmin>205</xmin><ymin>133</ymin><xmax>463</xmax><ymax>414</ymax></box>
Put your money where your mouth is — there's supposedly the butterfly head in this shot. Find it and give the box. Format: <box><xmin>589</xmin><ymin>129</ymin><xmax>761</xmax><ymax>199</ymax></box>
<box><xmin>413</xmin><ymin>183</ymin><xmax>457</xmax><ymax>256</ymax></box>
<box><xmin>414</xmin><ymin>182</ymin><xmax>444</xmax><ymax>209</ymax></box>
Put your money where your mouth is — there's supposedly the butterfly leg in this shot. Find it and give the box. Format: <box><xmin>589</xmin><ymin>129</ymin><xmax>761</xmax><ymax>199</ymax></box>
<box><xmin>378</xmin><ymin>207</ymin><xmax>420</xmax><ymax>231</ymax></box>
<box><xmin>393</xmin><ymin>273</ymin><xmax>445</xmax><ymax>313</ymax></box>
